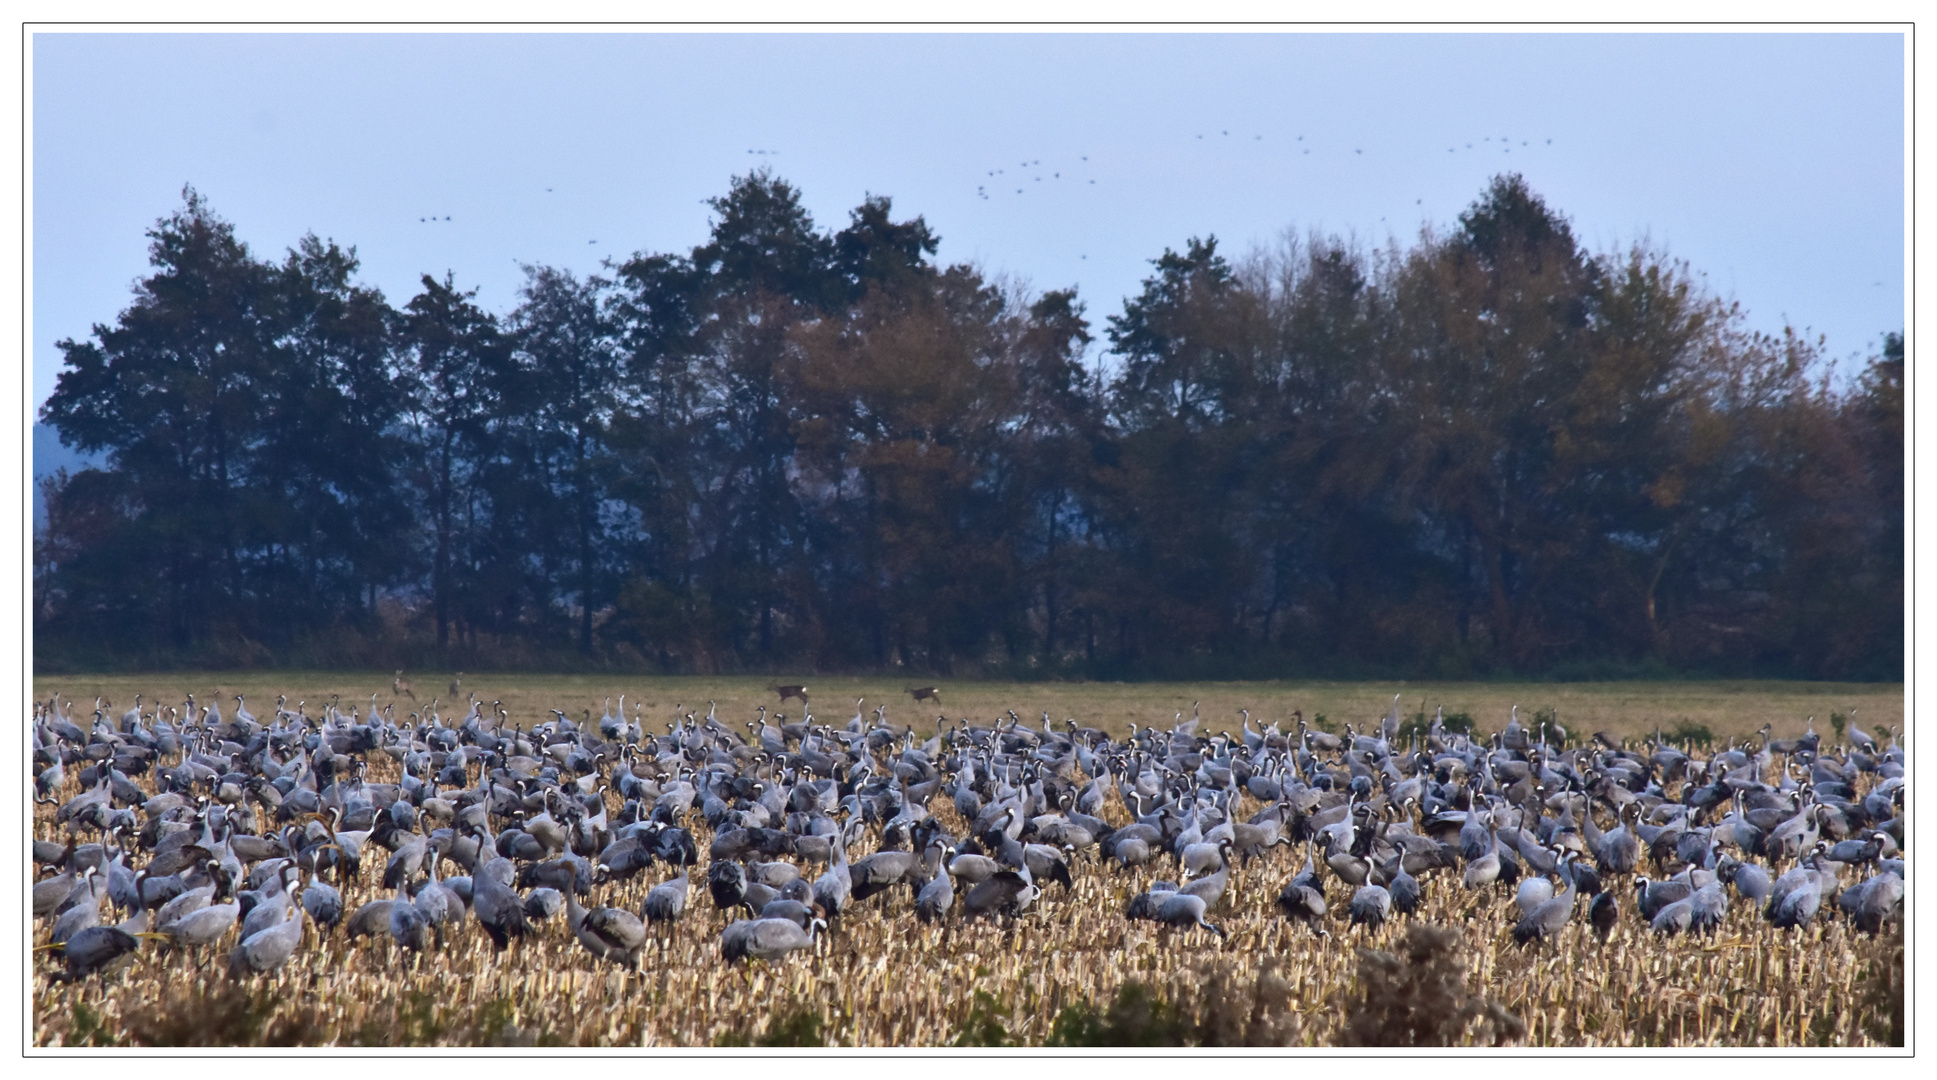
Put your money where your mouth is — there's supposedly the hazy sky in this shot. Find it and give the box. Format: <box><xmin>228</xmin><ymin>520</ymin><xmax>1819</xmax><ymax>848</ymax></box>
<box><xmin>30</xmin><ymin>31</ymin><xmax>1906</xmax><ymax>413</ymax></box>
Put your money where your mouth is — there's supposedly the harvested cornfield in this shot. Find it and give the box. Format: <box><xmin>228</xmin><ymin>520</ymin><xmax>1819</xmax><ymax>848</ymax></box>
<box><xmin>30</xmin><ymin>680</ymin><xmax>1906</xmax><ymax>1047</ymax></box>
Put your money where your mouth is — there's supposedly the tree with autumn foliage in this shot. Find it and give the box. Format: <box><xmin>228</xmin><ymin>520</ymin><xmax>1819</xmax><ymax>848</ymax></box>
<box><xmin>35</xmin><ymin>174</ymin><xmax>1901</xmax><ymax>680</ymax></box>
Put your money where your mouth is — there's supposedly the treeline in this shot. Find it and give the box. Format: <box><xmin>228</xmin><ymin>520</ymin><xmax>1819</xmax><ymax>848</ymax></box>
<box><xmin>35</xmin><ymin>173</ymin><xmax>1902</xmax><ymax>679</ymax></box>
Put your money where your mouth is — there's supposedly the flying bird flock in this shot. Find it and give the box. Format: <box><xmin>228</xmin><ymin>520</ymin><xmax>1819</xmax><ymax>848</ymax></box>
<box><xmin>31</xmin><ymin>688</ymin><xmax>1904</xmax><ymax>1046</ymax></box>
<box><xmin>972</xmin><ymin>131</ymin><xmax>1556</xmax><ymax>201</ymax></box>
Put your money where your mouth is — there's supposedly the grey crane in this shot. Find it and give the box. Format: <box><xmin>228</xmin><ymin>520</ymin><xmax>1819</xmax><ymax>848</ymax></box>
<box><xmin>1721</xmin><ymin>857</ymin><xmax>1773</xmax><ymax>907</ymax></box>
<box><xmin>159</xmin><ymin>881</ymin><xmax>242</xmax><ymax>952</ymax></box>
<box><xmin>1127</xmin><ymin>880</ymin><xmax>1179</xmax><ymax>921</ymax></box>
<box><xmin>1152</xmin><ymin>891</ymin><xmax>1226</xmax><ymax>940</ymax></box>
<box><xmin>849</xmin><ymin>845</ymin><xmax>929</xmax><ymax>904</ymax></box>
<box><xmin>1511</xmin><ymin>852</ymin><xmax>1580</xmax><ymax>947</ymax></box>
<box><xmin>1594</xmin><ymin>802</ymin><xmax>1642</xmax><ymax>875</ymax></box>
<box><xmin>709</xmin><ymin>859</ymin><xmax>750</xmax><ymax>913</ymax></box>
<box><xmin>1178</xmin><ymin>838</ymin><xmax>1235</xmax><ymax>911</ymax></box>
<box><xmin>523</xmin><ymin>888</ymin><xmax>565</xmax><ymax>923</ymax></box>
<box><xmin>1462</xmin><ymin>825</ymin><xmax>1504</xmax><ymax>891</ymax></box>
<box><xmin>720</xmin><ymin>915</ymin><xmax>825</xmax><ymax>961</ymax></box>
<box><xmin>1687</xmin><ymin>877</ymin><xmax>1729</xmax><ymax>934</ymax></box>
<box><xmin>1634</xmin><ymin>876</ymin><xmax>1693</xmax><ymax>921</ymax></box>
<box><xmin>566</xmin><ymin>887</ymin><xmax>648</xmax><ymax>968</ymax></box>
<box><xmin>1648</xmin><ymin>891</ymin><xmax>1695</xmax><ymax>936</ymax></box>
<box><xmin>415</xmin><ymin>850</ymin><xmax>465</xmax><ymax>937</ymax></box>
<box><xmin>345</xmin><ymin>900</ymin><xmax>396</xmax><ymax>939</ymax></box>
<box><xmin>1322</xmin><ymin>830</ymin><xmax>1372</xmax><ymax>888</ymax></box>
<box><xmin>758</xmin><ymin>898</ymin><xmax>821</xmax><ymax>929</ymax></box>
<box><xmin>467</xmin><ymin>845</ymin><xmax>531</xmax><ymax>950</ymax></box>
<box><xmin>34</xmin><ymin>856</ymin><xmax>87</xmax><ymax>919</ymax></box>
<box><xmin>813</xmin><ymin>837</ymin><xmax>855</xmax><ymax>918</ymax></box>
<box><xmin>39</xmin><ymin>919</ymin><xmax>170</xmax><ymax>982</ymax></box>
<box><xmin>1110</xmin><ymin>833</ymin><xmax>1154</xmax><ymax>870</ymax></box>
<box><xmin>227</xmin><ymin>893</ymin><xmax>305</xmax><ymax>977</ymax></box>
<box><xmin>947</xmin><ymin>849</ymin><xmax>1002</xmax><ymax>885</ymax></box>
<box><xmin>1839</xmin><ymin>871</ymin><xmax>1903</xmax><ymax>935</ymax></box>
<box><xmin>644</xmin><ymin>871</ymin><xmax>690</xmax><ymax>925</ymax></box>
<box><xmin>1179</xmin><ymin>838</ymin><xmax>1229</xmax><ymax>878</ymax></box>
<box><xmin>963</xmin><ymin>869</ymin><xmax>1039</xmax><ymax>920</ymax></box>
<box><xmin>388</xmin><ymin>877</ymin><xmax>433</xmax><ymax>951</ymax></box>
<box><xmin>238</xmin><ymin>865</ymin><xmax>302</xmax><ymax>942</ymax></box>
<box><xmin>749</xmin><ymin>859</ymin><xmax>802</xmax><ymax>889</ymax></box>
<box><xmin>49</xmin><ymin>867</ymin><xmax>108</xmax><ymax>945</ymax></box>
<box><xmin>1275</xmin><ymin>847</ymin><xmax>1328</xmax><ymax>937</ymax></box>
<box><xmin>1349</xmin><ymin>882</ymin><xmax>1393</xmax><ymax>932</ymax></box>
<box><xmin>915</xmin><ymin>855</ymin><xmax>956</xmax><ymax>923</ymax></box>
<box><xmin>299</xmin><ymin>850</ymin><xmax>343</xmax><ymax>931</ymax></box>
<box><xmin>1383</xmin><ymin>855</ymin><xmax>1422</xmax><ymax>917</ymax></box>
<box><xmin>1588</xmin><ymin>888</ymin><xmax>1619</xmax><ymax>942</ymax></box>
<box><xmin>1516</xmin><ymin>871</ymin><xmax>1557</xmax><ymax>916</ymax></box>
<box><xmin>1767</xmin><ymin>869</ymin><xmax>1824</xmax><ymax>930</ymax></box>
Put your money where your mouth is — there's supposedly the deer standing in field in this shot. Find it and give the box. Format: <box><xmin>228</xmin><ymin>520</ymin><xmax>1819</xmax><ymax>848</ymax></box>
<box><xmin>772</xmin><ymin>685</ymin><xmax>809</xmax><ymax>708</ymax></box>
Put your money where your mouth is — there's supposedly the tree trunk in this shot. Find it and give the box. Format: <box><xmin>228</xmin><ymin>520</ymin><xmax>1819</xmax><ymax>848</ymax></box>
<box><xmin>1478</xmin><ymin>529</ymin><xmax>1517</xmax><ymax>663</ymax></box>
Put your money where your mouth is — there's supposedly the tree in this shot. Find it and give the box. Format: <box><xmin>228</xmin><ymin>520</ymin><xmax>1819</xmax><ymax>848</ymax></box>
<box><xmin>1008</xmin><ymin>289</ymin><xmax>1099</xmax><ymax>665</ymax></box>
<box><xmin>265</xmin><ymin>234</ymin><xmax>410</xmax><ymax>621</ymax></box>
<box><xmin>499</xmin><ymin>265</ymin><xmax>625</xmax><ymax>654</ymax></box>
<box><xmin>1381</xmin><ymin>175</ymin><xmax>1610</xmax><ymax>667</ymax></box>
<box><xmin>34</xmin><ymin>174</ymin><xmax>1900</xmax><ymax>681</ymax></box>
<box><xmin>39</xmin><ymin>188</ymin><xmax>415</xmax><ymax>654</ymax></box>
<box><xmin>41</xmin><ymin>188</ymin><xmax>285</xmax><ymax>647</ymax></box>
<box><xmin>400</xmin><ymin>272</ymin><xmax>508</xmax><ymax>648</ymax></box>
<box><xmin>791</xmin><ymin>265</ymin><xmax>1024</xmax><ymax>670</ymax></box>
<box><xmin>691</xmin><ymin>168</ymin><xmax>840</xmax><ymax>311</ymax></box>
<box><xmin>658</xmin><ymin>172</ymin><xmax>841</xmax><ymax>660</ymax></box>
<box><xmin>833</xmin><ymin>193</ymin><xmax>941</xmax><ymax>301</ymax></box>
<box><xmin>1096</xmin><ymin>236</ymin><xmax>1273</xmax><ymax>662</ymax></box>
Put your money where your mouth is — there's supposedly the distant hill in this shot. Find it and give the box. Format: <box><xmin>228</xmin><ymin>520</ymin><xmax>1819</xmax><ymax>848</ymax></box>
<box><xmin>32</xmin><ymin>422</ymin><xmax>103</xmax><ymax>528</ymax></box>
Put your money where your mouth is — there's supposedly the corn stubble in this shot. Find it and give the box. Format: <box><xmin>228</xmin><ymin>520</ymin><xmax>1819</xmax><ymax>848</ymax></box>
<box><xmin>33</xmin><ymin>744</ymin><xmax>1900</xmax><ymax>1048</ymax></box>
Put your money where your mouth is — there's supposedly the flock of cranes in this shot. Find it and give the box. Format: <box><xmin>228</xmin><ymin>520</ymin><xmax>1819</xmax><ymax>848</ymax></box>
<box><xmin>32</xmin><ymin>687</ymin><xmax>1906</xmax><ymax>1017</ymax></box>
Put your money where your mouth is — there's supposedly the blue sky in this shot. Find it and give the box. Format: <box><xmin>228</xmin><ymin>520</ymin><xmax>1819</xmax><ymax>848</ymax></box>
<box><xmin>31</xmin><ymin>30</ymin><xmax>1906</xmax><ymax>414</ymax></box>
